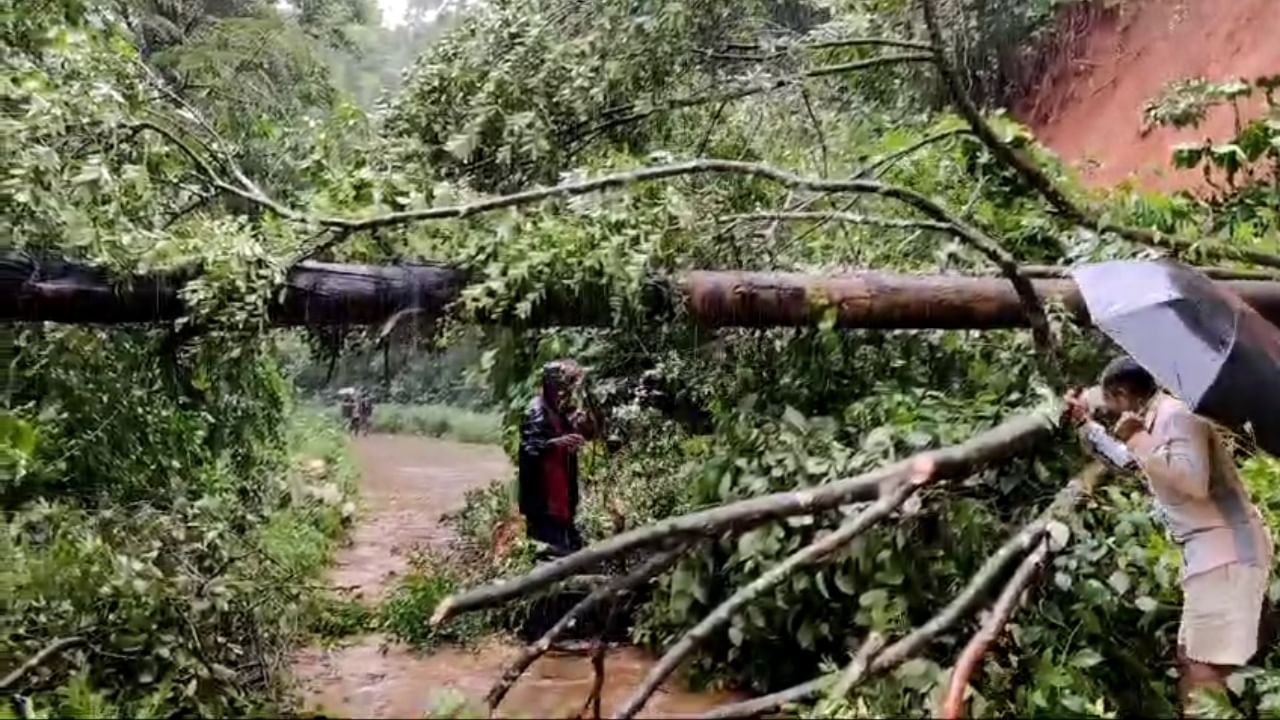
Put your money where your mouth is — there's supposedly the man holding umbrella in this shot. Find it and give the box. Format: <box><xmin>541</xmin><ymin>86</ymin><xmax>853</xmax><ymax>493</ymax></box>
<box><xmin>1067</xmin><ymin>357</ymin><xmax>1273</xmax><ymax>705</ymax></box>
<box><xmin>1065</xmin><ymin>259</ymin><xmax>1280</xmax><ymax>708</ymax></box>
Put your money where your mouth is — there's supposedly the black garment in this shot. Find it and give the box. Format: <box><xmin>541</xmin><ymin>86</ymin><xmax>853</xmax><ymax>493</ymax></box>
<box><xmin>518</xmin><ymin>395</ymin><xmax>581</xmax><ymax>551</ymax></box>
<box><xmin>517</xmin><ymin>394</ymin><xmax>580</xmax><ymax>518</ymax></box>
<box><xmin>525</xmin><ymin>514</ymin><xmax>584</xmax><ymax>557</ymax></box>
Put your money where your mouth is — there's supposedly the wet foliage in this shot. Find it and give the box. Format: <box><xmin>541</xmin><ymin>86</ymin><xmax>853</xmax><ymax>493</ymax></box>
<box><xmin>3</xmin><ymin>0</ymin><xmax>1280</xmax><ymax>716</ymax></box>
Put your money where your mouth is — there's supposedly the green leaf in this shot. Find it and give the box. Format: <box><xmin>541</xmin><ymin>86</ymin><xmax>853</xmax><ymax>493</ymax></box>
<box><xmin>797</xmin><ymin>620</ymin><xmax>816</xmax><ymax>650</ymax></box>
<box><xmin>728</xmin><ymin>624</ymin><xmax>744</xmax><ymax>647</ymax></box>
<box><xmin>781</xmin><ymin>406</ymin><xmax>807</xmax><ymax>432</ymax></box>
<box><xmin>444</xmin><ymin>131</ymin><xmax>478</xmax><ymax>161</ymax></box>
<box><xmin>859</xmin><ymin>588</ymin><xmax>888</xmax><ymax>608</ymax></box>
<box><xmin>1210</xmin><ymin>144</ymin><xmax>1247</xmax><ymax>172</ymax></box>
<box><xmin>1071</xmin><ymin>648</ymin><xmax>1104</xmax><ymax>669</ymax></box>
<box><xmin>1107</xmin><ymin>570</ymin><xmax>1132</xmax><ymax>596</ymax></box>
<box><xmin>834</xmin><ymin>569</ymin><xmax>858</xmax><ymax>596</ymax></box>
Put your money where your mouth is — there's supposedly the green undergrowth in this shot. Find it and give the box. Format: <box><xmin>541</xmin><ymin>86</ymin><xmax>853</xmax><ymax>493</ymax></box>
<box><xmin>369</xmin><ymin>404</ymin><xmax>502</xmax><ymax>445</ymax></box>
<box><xmin>3</xmin><ymin>336</ymin><xmax>359</xmax><ymax>719</ymax></box>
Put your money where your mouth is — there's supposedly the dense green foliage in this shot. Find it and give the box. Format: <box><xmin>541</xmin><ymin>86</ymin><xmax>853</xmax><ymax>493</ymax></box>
<box><xmin>5</xmin><ymin>0</ymin><xmax>1280</xmax><ymax>717</ymax></box>
<box><xmin>2</xmin><ymin>0</ymin><xmax>381</xmax><ymax>714</ymax></box>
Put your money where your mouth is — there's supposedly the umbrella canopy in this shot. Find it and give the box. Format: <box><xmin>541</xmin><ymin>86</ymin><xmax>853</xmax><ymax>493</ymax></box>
<box><xmin>1073</xmin><ymin>260</ymin><xmax>1280</xmax><ymax>457</ymax></box>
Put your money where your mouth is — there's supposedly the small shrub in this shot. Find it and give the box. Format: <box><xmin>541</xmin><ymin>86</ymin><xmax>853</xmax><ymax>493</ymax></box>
<box><xmin>379</xmin><ymin>551</ymin><xmax>496</xmax><ymax>648</ymax></box>
<box><xmin>305</xmin><ymin>595</ymin><xmax>377</xmax><ymax>641</ymax></box>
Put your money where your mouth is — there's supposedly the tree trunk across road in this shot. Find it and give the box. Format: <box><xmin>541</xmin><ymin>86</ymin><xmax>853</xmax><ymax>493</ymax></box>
<box><xmin>6</xmin><ymin>254</ymin><xmax>1280</xmax><ymax>330</ymax></box>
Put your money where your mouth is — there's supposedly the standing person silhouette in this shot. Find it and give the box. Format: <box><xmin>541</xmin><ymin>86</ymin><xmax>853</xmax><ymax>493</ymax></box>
<box><xmin>518</xmin><ymin>360</ymin><xmax>590</xmax><ymax>557</ymax></box>
<box><xmin>1066</xmin><ymin>356</ymin><xmax>1273</xmax><ymax>711</ymax></box>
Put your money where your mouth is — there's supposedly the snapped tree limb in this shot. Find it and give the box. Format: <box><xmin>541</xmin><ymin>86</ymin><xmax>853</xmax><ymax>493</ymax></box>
<box><xmin>486</xmin><ymin>547</ymin><xmax>688</xmax><ymax>711</ymax></box>
<box><xmin>693</xmin><ymin>464</ymin><xmax>1100</xmax><ymax>719</ymax></box>
<box><xmin>430</xmin><ymin>411</ymin><xmax>1056</xmax><ymax>624</ymax></box>
<box><xmin>616</xmin><ymin>470</ymin><xmax>926</xmax><ymax>718</ymax></box>
<box><xmin>939</xmin><ymin>540</ymin><xmax>1051</xmax><ymax>719</ymax></box>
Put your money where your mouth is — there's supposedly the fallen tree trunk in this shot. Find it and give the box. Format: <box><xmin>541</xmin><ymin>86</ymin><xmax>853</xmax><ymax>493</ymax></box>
<box><xmin>6</xmin><ymin>255</ymin><xmax>1280</xmax><ymax>329</ymax></box>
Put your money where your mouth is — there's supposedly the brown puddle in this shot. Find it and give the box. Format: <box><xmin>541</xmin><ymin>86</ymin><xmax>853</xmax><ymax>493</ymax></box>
<box><xmin>293</xmin><ymin>635</ymin><xmax>740</xmax><ymax>718</ymax></box>
<box><xmin>290</xmin><ymin>434</ymin><xmax>741</xmax><ymax>718</ymax></box>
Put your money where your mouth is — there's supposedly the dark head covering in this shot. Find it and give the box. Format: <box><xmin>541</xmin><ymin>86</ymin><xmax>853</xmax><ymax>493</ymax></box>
<box><xmin>542</xmin><ymin>359</ymin><xmax>584</xmax><ymax>393</ymax></box>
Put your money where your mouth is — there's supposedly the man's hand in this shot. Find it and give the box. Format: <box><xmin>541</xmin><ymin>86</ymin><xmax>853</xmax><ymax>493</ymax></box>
<box><xmin>551</xmin><ymin>433</ymin><xmax>587</xmax><ymax>451</ymax></box>
<box><xmin>1113</xmin><ymin>412</ymin><xmax>1145</xmax><ymax>442</ymax></box>
<box><xmin>1063</xmin><ymin>388</ymin><xmax>1090</xmax><ymax>425</ymax></box>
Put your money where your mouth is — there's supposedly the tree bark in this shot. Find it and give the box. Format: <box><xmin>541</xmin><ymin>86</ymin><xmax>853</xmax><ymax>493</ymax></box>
<box><xmin>8</xmin><ymin>255</ymin><xmax>1280</xmax><ymax>329</ymax></box>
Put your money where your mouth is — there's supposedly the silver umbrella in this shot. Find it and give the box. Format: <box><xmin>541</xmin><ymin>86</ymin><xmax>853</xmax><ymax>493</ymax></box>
<box><xmin>1072</xmin><ymin>259</ymin><xmax>1280</xmax><ymax>456</ymax></box>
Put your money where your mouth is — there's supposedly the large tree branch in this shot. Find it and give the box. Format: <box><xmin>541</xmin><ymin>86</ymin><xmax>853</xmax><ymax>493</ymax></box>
<box><xmin>486</xmin><ymin>547</ymin><xmax>688</xmax><ymax>711</ymax></box>
<box><xmin>917</xmin><ymin>0</ymin><xmax>1280</xmax><ymax>270</ymax></box>
<box><xmin>430</xmin><ymin>412</ymin><xmax>1056</xmax><ymax>625</ymax></box>
<box><xmin>693</xmin><ymin>464</ymin><xmax>1100</xmax><ymax>719</ymax></box>
<box><xmin>617</xmin><ymin>474</ymin><xmax>925</xmax><ymax>718</ymax></box>
<box><xmin>939</xmin><ymin>540</ymin><xmax>1050</xmax><ymax>719</ymax></box>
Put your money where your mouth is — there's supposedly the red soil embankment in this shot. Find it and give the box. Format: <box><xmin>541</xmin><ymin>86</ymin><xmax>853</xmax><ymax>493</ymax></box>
<box><xmin>1019</xmin><ymin>0</ymin><xmax>1280</xmax><ymax>193</ymax></box>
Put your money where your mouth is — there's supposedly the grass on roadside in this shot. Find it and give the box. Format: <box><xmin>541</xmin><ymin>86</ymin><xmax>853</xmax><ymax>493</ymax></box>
<box><xmin>371</xmin><ymin>404</ymin><xmax>502</xmax><ymax>444</ymax></box>
<box><xmin>312</xmin><ymin>403</ymin><xmax>502</xmax><ymax>445</ymax></box>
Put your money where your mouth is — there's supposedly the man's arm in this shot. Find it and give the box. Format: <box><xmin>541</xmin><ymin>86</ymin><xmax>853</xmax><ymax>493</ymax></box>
<box><xmin>1126</xmin><ymin>410</ymin><xmax>1212</xmax><ymax>500</ymax></box>
<box><xmin>1080</xmin><ymin>420</ymin><xmax>1136</xmax><ymax>469</ymax></box>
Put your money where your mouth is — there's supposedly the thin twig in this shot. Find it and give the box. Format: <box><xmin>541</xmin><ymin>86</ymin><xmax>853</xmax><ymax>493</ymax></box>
<box><xmin>799</xmin><ymin>88</ymin><xmax>829</xmax><ymax>177</ymax></box>
<box><xmin>1</xmin><ymin>637</ymin><xmax>84</xmax><ymax>691</ymax></box>
<box><xmin>857</xmin><ymin>128</ymin><xmax>972</xmax><ymax>179</ymax></box>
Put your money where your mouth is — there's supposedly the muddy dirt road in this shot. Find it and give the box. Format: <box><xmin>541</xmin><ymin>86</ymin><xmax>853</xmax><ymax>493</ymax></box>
<box><xmin>291</xmin><ymin>434</ymin><xmax>738</xmax><ymax>718</ymax></box>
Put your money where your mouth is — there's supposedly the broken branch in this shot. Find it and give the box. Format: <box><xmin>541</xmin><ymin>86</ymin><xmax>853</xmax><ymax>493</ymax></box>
<box><xmin>431</xmin><ymin>411</ymin><xmax>1055</xmax><ymax>624</ymax></box>
<box><xmin>617</xmin><ymin>474</ymin><xmax>926</xmax><ymax>718</ymax></box>
<box><xmin>692</xmin><ymin>464</ymin><xmax>1099</xmax><ymax>719</ymax></box>
<box><xmin>486</xmin><ymin>547</ymin><xmax>687</xmax><ymax>711</ymax></box>
<box><xmin>940</xmin><ymin>540</ymin><xmax>1051</xmax><ymax>719</ymax></box>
